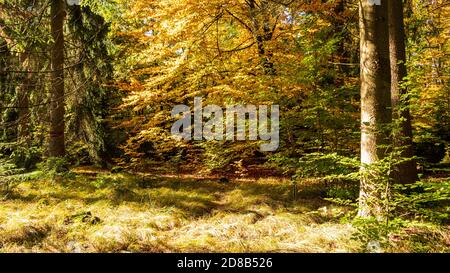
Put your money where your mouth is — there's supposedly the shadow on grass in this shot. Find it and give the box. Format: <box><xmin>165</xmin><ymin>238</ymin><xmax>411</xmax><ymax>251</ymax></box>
<box><xmin>138</xmin><ymin>176</ymin><xmax>335</xmax><ymax>216</ymax></box>
<box><xmin>1</xmin><ymin>173</ymin><xmax>340</xmax><ymax>219</ymax></box>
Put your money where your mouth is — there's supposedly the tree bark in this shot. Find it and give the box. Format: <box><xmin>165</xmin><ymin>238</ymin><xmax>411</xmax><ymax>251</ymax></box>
<box><xmin>49</xmin><ymin>0</ymin><xmax>66</xmax><ymax>157</ymax></box>
<box><xmin>358</xmin><ymin>0</ymin><xmax>392</xmax><ymax>218</ymax></box>
<box><xmin>388</xmin><ymin>0</ymin><xmax>418</xmax><ymax>184</ymax></box>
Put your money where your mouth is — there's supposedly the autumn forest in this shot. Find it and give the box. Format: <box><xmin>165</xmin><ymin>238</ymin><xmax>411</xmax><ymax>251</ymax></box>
<box><xmin>0</xmin><ymin>0</ymin><xmax>449</xmax><ymax>253</ymax></box>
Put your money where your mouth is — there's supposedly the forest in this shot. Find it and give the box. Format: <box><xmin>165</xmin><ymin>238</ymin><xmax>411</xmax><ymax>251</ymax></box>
<box><xmin>0</xmin><ymin>0</ymin><xmax>449</xmax><ymax>253</ymax></box>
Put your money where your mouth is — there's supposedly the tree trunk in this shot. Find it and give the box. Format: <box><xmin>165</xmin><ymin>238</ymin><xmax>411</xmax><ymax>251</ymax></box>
<box><xmin>358</xmin><ymin>0</ymin><xmax>392</xmax><ymax>218</ymax></box>
<box><xmin>388</xmin><ymin>0</ymin><xmax>418</xmax><ymax>184</ymax></box>
<box><xmin>248</xmin><ymin>0</ymin><xmax>275</xmax><ymax>74</ymax></box>
<box><xmin>49</xmin><ymin>0</ymin><xmax>66</xmax><ymax>157</ymax></box>
<box><xmin>17</xmin><ymin>53</ymin><xmax>31</xmax><ymax>140</ymax></box>
<box><xmin>334</xmin><ymin>0</ymin><xmax>349</xmax><ymax>69</ymax></box>
<box><xmin>0</xmin><ymin>39</ymin><xmax>8</xmax><ymax>111</ymax></box>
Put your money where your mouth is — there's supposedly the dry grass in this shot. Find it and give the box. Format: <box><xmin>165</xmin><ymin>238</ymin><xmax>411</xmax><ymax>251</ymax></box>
<box><xmin>0</xmin><ymin>171</ymin><xmax>447</xmax><ymax>253</ymax></box>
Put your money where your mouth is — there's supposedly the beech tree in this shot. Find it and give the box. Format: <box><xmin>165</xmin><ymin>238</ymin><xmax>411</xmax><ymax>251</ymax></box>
<box><xmin>358</xmin><ymin>0</ymin><xmax>392</xmax><ymax>217</ymax></box>
<box><xmin>388</xmin><ymin>0</ymin><xmax>418</xmax><ymax>185</ymax></box>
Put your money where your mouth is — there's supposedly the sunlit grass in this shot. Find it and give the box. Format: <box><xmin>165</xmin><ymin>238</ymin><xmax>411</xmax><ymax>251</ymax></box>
<box><xmin>0</xmin><ymin>171</ymin><xmax>448</xmax><ymax>253</ymax></box>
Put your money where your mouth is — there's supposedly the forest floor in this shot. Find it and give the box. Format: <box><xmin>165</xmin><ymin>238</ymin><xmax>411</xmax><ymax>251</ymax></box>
<box><xmin>0</xmin><ymin>167</ymin><xmax>448</xmax><ymax>253</ymax></box>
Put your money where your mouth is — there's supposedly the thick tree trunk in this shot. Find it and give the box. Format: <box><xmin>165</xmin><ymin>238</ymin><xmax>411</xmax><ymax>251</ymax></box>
<box><xmin>49</xmin><ymin>0</ymin><xmax>66</xmax><ymax>157</ymax></box>
<box><xmin>388</xmin><ymin>0</ymin><xmax>418</xmax><ymax>184</ymax></box>
<box><xmin>358</xmin><ymin>0</ymin><xmax>392</xmax><ymax>218</ymax></box>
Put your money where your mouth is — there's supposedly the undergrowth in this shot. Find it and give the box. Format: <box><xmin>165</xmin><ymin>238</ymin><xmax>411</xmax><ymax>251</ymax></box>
<box><xmin>0</xmin><ymin>167</ymin><xmax>448</xmax><ymax>253</ymax></box>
